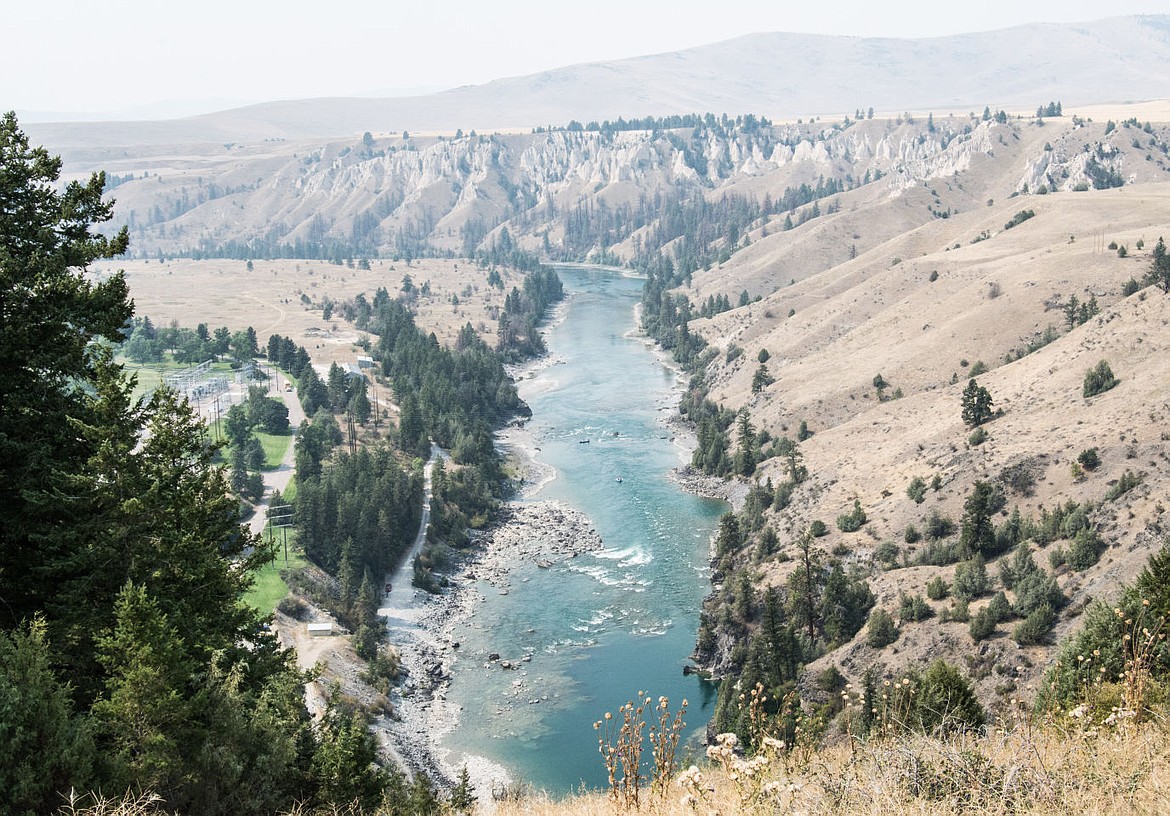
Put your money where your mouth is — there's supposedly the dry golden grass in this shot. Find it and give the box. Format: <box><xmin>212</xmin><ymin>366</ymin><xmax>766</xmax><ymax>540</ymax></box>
<box><xmin>108</xmin><ymin>256</ymin><xmax>526</xmax><ymax>371</ymax></box>
<box><xmin>493</xmin><ymin>720</ymin><xmax>1170</xmax><ymax>816</ymax></box>
<box><xmin>54</xmin><ymin>718</ymin><xmax>1170</xmax><ymax>815</ymax></box>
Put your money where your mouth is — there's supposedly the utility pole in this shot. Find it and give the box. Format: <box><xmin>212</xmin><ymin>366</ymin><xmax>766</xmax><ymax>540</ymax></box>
<box><xmin>266</xmin><ymin>504</ymin><xmax>294</xmax><ymax>563</ymax></box>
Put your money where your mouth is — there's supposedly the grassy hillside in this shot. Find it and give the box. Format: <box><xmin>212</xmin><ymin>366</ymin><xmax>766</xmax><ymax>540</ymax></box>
<box><xmin>677</xmin><ymin>170</ymin><xmax>1170</xmax><ymax>715</ymax></box>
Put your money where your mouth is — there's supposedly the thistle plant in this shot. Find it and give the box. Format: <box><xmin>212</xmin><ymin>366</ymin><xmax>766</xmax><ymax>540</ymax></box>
<box><xmin>597</xmin><ymin>692</ymin><xmax>690</xmax><ymax>809</ymax></box>
<box><xmin>648</xmin><ymin>695</ymin><xmax>687</xmax><ymax>800</ymax></box>
<box><xmin>595</xmin><ymin>692</ymin><xmax>650</xmax><ymax>809</ymax></box>
<box><xmin>1114</xmin><ymin>599</ymin><xmax>1165</xmax><ymax>722</ymax></box>
<box><xmin>679</xmin><ymin>731</ymin><xmax>799</xmax><ymax>813</ymax></box>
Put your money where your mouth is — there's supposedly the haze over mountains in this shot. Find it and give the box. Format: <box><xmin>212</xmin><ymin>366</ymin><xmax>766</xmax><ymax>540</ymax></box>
<box><xmin>26</xmin><ymin>15</ymin><xmax>1170</xmax><ymax>147</ymax></box>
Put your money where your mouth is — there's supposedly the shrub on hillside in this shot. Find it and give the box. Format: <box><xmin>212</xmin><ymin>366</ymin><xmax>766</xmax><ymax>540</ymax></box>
<box><xmin>925</xmin><ymin>510</ymin><xmax>956</xmax><ymax>541</ymax></box>
<box><xmin>866</xmin><ymin>608</ymin><xmax>899</xmax><ymax>648</ymax></box>
<box><xmin>969</xmin><ymin>608</ymin><xmax>997</xmax><ymax>642</ymax></box>
<box><xmin>913</xmin><ymin>538</ymin><xmax>963</xmax><ymax>567</ymax></box>
<box><xmin>1012</xmin><ymin>604</ymin><xmax>1057</xmax><ymax>645</ymax></box>
<box><xmin>916</xmin><ymin>659</ymin><xmax>986</xmax><ymax>733</ymax></box>
<box><xmin>953</xmin><ymin>556</ymin><xmax>991</xmax><ymax>601</ymax></box>
<box><xmin>874</xmin><ymin>540</ymin><xmax>901</xmax><ymax>568</ymax></box>
<box><xmin>1105</xmin><ymin>470</ymin><xmax>1143</xmax><ymax>501</ymax></box>
<box><xmin>1077</xmin><ymin>448</ymin><xmax>1101</xmax><ymax>471</ymax></box>
<box><xmin>1067</xmin><ymin>527</ymin><xmax>1105</xmax><ymax>571</ymax></box>
<box><xmin>898</xmin><ymin>593</ymin><xmax>934</xmax><ymax>623</ymax></box>
<box><xmin>836</xmin><ymin>499</ymin><xmax>868</xmax><ymax>533</ymax></box>
<box><xmin>1083</xmin><ymin>360</ymin><xmax>1119</xmax><ymax>397</ymax></box>
<box><xmin>986</xmin><ymin>591</ymin><xmax>1012</xmax><ymax>624</ymax></box>
<box><xmin>999</xmin><ymin>461</ymin><xmax>1038</xmax><ymax>495</ymax></box>
<box><xmin>942</xmin><ymin>598</ymin><xmax>969</xmax><ymax>623</ymax></box>
<box><xmin>926</xmin><ymin>576</ymin><xmax>950</xmax><ymax>601</ymax></box>
<box><xmin>277</xmin><ymin>595</ymin><xmax>309</xmax><ymax>620</ymax></box>
<box><xmin>1004</xmin><ymin>209</ymin><xmax>1036</xmax><ymax>230</ymax></box>
<box><xmin>906</xmin><ymin>476</ymin><xmax>928</xmax><ymax>504</ymax></box>
<box><xmin>1009</xmin><ymin>547</ymin><xmax>1066</xmax><ymax>618</ymax></box>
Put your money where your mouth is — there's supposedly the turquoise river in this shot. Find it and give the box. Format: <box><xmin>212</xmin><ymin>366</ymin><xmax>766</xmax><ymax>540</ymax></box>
<box><xmin>440</xmin><ymin>267</ymin><xmax>726</xmax><ymax>793</ymax></box>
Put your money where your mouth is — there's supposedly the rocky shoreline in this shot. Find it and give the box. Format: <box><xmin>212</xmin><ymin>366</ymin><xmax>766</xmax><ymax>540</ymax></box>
<box><xmin>668</xmin><ymin>464</ymin><xmax>749</xmax><ymax>513</ymax></box>
<box><xmin>376</xmin><ymin>499</ymin><xmax>603</xmax><ymax>801</ymax></box>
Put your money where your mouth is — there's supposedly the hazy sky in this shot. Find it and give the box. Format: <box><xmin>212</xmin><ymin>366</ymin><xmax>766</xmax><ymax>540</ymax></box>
<box><xmin>7</xmin><ymin>1</ymin><xmax>1163</xmax><ymax>118</ymax></box>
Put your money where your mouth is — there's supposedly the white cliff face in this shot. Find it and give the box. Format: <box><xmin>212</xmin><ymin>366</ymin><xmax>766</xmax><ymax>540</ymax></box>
<box><xmin>116</xmin><ymin>117</ymin><xmax>1164</xmax><ymax>257</ymax></box>
<box><xmin>1016</xmin><ymin>134</ymin><xmax>1129</xmax><ymax>193</ymax></box>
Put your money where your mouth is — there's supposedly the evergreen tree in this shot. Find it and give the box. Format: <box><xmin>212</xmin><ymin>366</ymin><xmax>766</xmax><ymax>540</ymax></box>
<box><xmin>311</xmin><ymin>701</ymin><xmax>390</xmax><ymax>810</ymax></box>
<box><xmin>758</xmin><ymin>587</ymin><xmax>802</xmax><ymax>685</ymax></box>
<box><xmin>0</xmin><ymin>111</ymin><xmax>131</xmax><ymax>633</ymax></box>
<box><xmin>353</xmin><ymin>571</ymin><xmax>382</xmax><ymax>659</ymax></box>
<box><xmin>953</xmin><ymin>555</ymin><xmax>990</xmax><ymax>601</ymax></box>
<box><xmin>750</xmin><ymin>361</ymin><xmax>772</xmax><ymax>393</ymax></box>
<box><xmin>959</xmin><ymin>481</ymin><xmax>999</xmax><ymax>557</ymax></box>
<box><xmin>1083</xmin><ymin>360</ymin><xmax>1119</xmax><ymax>397</ymax></box>
<box><xmin>450</xmin><ymin>765</ymin><xmax>477</xmax><ymax>813</ymax></box>
<box><xmin>298</xmin><ymin>365</ymin><xmax>329</xmax><ymax>415</ymax></box>
<box><xmin>1010</xmin><ymin>546</ymin><xmax>1065</xmax><ymax>618</ymax></box>
<box><xmin>1136</xmin><ymin>544</ymin><xmax>1170</xmax><ymax>619</ymax></box>
<box><xmin>0</xmin><ymin>114</ymin><xmax>361</xmax><ymax>814</ymax></box>
<box><xmin>960</xmin><ymin>378</ymin><xmax>993</xmax><ymax>426</ymax></box>
<box><xmin>916</xmin><ymin>660</ymin><xmax>985</xmax><ymax>733</ymax></box>
<box><xmin>788</xmin><ymin>532</ymin><xmax>823</xmax><ymax>647</ymax></box>
<box><xmin>735</xmin><ymin>409</ymin><xmax>757</xmax><ymax>476</ymax></box>
<box><xmin>349</xmin><ymin>378</ymin><xmax>372</xmax><ymax>424</ymax></box>
<box><xmin>327</xmin><ymin>362</ymin><xmax>351</xmax><ymax>411</ymax></box>
<box><xmin>1148</xmin><ymin>237</ymin><xmax>1170</xmax><ymax>292</ymax></box>
<box><xmin>91</xmin><ymin>583</ymin><xmax>191</xmax><ymax>800</ymax></box>
<box><xmin>865</xmin><ymin>608</ymin><xmax>899</xmax><ymax>648</ymax></box>
<box><xmin>0</xmin><ymin>619</ymin><xmax>95</xmax><ymax>814</ymax></box>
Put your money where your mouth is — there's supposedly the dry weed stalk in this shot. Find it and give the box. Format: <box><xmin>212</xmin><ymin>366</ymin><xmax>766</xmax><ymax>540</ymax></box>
<box><xmin>1117</xmin><ymin>600</ymin><xmax>1165</xmax><ymax>720</ymax></box>
<box><xmin>648</xmin><ymin>695</ymin><xmax>688</xmax><ymax>801</ymax></box>
<box><xmin>678</xmin><ymin>731</ymin><xmax>799</xmax><ymax>814</ymax></box>
<box><xmin>56</xmin><ymin>791</ymin><xmax>170</xmax><ymax>816</ymax></box>
<box><xmin>596</xmin><ymin>692</ymin><xmax>690</xmax><ymax>809</ymax></box>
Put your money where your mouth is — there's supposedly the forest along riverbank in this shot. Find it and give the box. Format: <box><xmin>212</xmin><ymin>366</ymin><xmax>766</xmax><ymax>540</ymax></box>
<box><xmin>371</xmin><ymin>296</ymin><xmax>590</xmax><ymax>796</ymax></box>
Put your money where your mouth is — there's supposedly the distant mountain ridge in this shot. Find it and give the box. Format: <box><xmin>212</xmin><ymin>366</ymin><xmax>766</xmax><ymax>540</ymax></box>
<box><xmin>26</xmin><ymin>15</ymin><xmax>1170</xmax><ymax>147</ymax></box>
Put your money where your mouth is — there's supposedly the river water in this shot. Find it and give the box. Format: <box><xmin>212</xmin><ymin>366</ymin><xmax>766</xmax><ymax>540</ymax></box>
<box><xmin>440</xmin><ymin>267</ymin><xmax>725</xmax><ymax>793</ymax></box>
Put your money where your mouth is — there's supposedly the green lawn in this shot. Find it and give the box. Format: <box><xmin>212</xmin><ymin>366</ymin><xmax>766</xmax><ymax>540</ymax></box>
<box><xmin>245</xmin><ymin>541</ymin><xmax>307</xmax><ymax>616</ymax></box>
<box><xmin>256</xmin><ymin>431</ymin><xmax>293</xmax><ymax>470</ymax></box>
<box><xmin>280</xmin><ymin>478</ymin><xmax>298</xmax><ymax>503</ymax></box>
